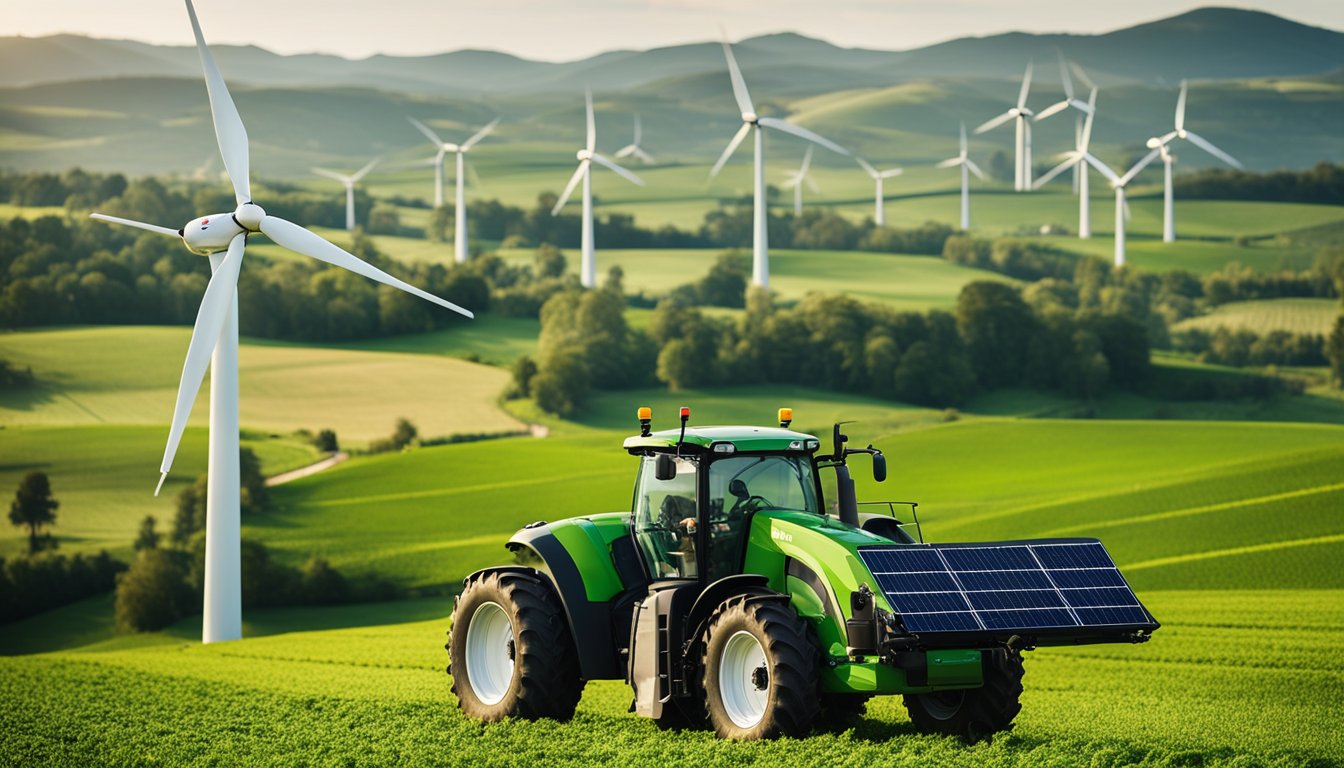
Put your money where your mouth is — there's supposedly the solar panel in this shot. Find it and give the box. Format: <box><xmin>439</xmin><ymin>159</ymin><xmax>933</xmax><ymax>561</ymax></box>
<box><xmin>857</xmin><ymin>539</ymin><xmax>1157</xmax><ymax>639</ymax></box>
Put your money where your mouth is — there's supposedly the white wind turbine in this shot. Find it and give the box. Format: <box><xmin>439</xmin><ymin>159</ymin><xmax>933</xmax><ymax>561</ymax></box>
<box><xmin>781</xmin><ymin>146</ymin><xmax>820</xmax><ymax>216</ymax></box>
<box><xmin>936</xmin><ymin>123</ymin><xmax>985</xmax><ymax>230</ymax></box>
<box><xmin>89</xmin><ymin>0</ymin><xmax>474</xmax><ymax>644</ymax></box>
<box><xmin>1032</xmin><ymin>88</ymin><xmax>1100</xmax><ymax>238</ymax></box>
<box><xmin>709</xmin><ymin>37</ymin><xmax>849</xmax><ymax>287</ymax></box>
<box><xmin>1086</xmin><ymin>149</ymin><xmax>1161</xmax><ymax>267</ymax></box>
<box><xmin>975</xmin><ymin>62</ymin><xmax>1035</xmax><ymax>192</ymax></box>
<box><xmin>1146</xmin><ymin>80</ymin><xmax>1243</xmax><ymax>243</ymax></box>
<box><xmin>551</xmin><ymin>90</ymin><xmax>645</xmax><ymax>289</ymax></box>
<box><xmin>408</xmin><ymin>116</ymin><xmax>500</xmax><ymax>263</ymax></box>
<box><xmin>614</xmin><ymin>114</ymin><xmax>655</xmax><ymax>164</ymax></box>
<box><xmin>311</xmin><ymin>157</ymin><xmax>379</xmax><ymax>231</ymax></box>
<box><xmin>1034</xmin><ymin>53</ymin><xmax>1096</xmax><ymax>194</ymax></box>
<box><xmin>856</xmin><ymin>157</ymin><xmax>903</xmax><ymax>227</ymax></box>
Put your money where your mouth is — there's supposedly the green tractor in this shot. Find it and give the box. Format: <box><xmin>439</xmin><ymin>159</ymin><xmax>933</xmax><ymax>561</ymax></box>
<box><xmin>448</xmin><ymin>407</ymin><xmax>1158</xmax><ymax>740</ymax></box>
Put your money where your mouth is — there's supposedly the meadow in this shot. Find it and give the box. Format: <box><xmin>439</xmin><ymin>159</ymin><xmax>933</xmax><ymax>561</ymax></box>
<box><xmin>1174</xmin><ymin>297</ymin><xmax>1341</xmax><ymax>336</ymax></box>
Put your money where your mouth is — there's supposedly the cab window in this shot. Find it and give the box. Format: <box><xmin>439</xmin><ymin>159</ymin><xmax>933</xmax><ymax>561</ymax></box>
<box><xmin>705</xmin><ymin>454</ymin><xmax>819</xmax><ymax>580</ymax></box>
<box><xmin>631</xmin><ymin>455</ymin><xmax>699</xmax><ymax>580</ymax></box>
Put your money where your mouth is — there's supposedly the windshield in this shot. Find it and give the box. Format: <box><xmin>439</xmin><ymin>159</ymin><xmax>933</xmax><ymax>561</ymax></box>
<box><xmin>708</xmin><ymin>454</ymin><xmax>820</xmax><ymax>517</ymax></box>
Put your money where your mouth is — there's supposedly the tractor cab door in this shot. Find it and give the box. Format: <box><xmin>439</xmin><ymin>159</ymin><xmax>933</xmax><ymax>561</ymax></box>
<box><xmin>631</xmin><ymin>454</ymin><xmax>700</xmax><ymax>580</ymax></box>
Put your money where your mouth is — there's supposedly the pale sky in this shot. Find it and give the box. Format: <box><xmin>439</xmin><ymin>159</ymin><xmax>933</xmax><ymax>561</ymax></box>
<box><xmin>1</xmin><ymin>0</ymin><xmax>1340</xmax><ymax>61</ymax></box>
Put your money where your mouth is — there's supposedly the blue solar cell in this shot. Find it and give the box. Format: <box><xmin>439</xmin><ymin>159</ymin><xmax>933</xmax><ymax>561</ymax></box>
<box><xmin>856</xmin><ymin>540</ymin><xmax>1153</xmax><ymax>636</ymax></box>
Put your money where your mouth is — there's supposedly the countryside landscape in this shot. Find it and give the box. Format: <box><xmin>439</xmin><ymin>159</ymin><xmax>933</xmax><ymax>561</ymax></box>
<box><xmin>1</xmin><ymin>1</ymin><xmax>1342</xmax><ymax>765</ymax></box>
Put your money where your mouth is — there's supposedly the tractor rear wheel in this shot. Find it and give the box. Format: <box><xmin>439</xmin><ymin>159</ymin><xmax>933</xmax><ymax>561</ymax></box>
<box><xmin>448</xmin><ymin>569</ymin><xmax>584</xmax><ymax>722</ymax></box>
<box><xmin>903</xmin><ymin>647</ymin><xmax>1024</xmax><ymax>741</ymax></box>
<box><xmin>701</xmin><ymin>595</ymin><xmax>820</xmax><ymax>740</ymax></box>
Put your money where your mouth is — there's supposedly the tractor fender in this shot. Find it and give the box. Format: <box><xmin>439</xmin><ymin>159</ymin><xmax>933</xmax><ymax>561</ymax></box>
<box><xmin>680</xmin><ymin>575</ymin><xmax>788</xmax><ymax>657</ymax></box>
<box><xmin>505</xmin><ymin>524</ymin><xmax>624</xmax><ymax>680</ymax></box>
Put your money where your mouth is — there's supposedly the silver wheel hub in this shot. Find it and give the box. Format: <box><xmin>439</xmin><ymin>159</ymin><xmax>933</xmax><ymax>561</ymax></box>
<box><xmin>719</xmin><ymin>630</ymin><xmax>769</xmax><ymax>729</ymax></box>
<box><xmin>464</xmin><ymin>601</ymin><xmax>514</xmax><ymax>706</ymax></box>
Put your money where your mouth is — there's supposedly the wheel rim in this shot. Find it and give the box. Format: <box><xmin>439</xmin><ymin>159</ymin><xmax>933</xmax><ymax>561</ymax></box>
<box><xmin>465</xmin><ymin>601</ymin><xmax>514</xmax><ymax>706</ymax></box>
<box><xmin>922</xmin><ymin>689</ymin><xmax>966</xmax><ymax>720</ymax></box>
<box><xmin>719</xmin><ymin>630</ymin><xmax>769</xmax><ymax>729</ymax></box>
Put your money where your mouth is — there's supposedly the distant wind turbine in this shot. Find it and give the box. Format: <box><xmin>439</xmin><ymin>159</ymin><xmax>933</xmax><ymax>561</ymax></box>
<box><xmin>856</xmin><ymin>157</ymin><xmax>902</xmax><ymax>227</ymax></box>
<box><xmin>311</xmin><ymin>157</ymin><xmax>379</xmax><ymax>231</ymax></box>
<box><xmin>1034</xmin><ymin>53</ymin><xmax>1096</xmax><ymax>194</ymax></box>
<box><xmin>90</xmin><ymin>0</ymin><xmax>473</xmax><ymax>645</ymax></box>
<box><xmin>976</xmin><ymin>62</ymin><xmax>1034</xmax><ymax>192</ymax></box>
<box><xmin>781</xmin><ymin>146</ymin><xmax>820</xmax><ymax>216</ymax></box>
<box><xmin>936</xmin><ymin>123</ymin><xmax>985</xmax><ymax>230</ymax></box>
<box><xmin>709</xmin><ymin>36</ymin><xmax>850</xmax><ymax>288</ymax></box>
<box><xmin>408</xmin><ymin>116</ymin><xmax>500</xmax><ymax>262</ymax></box>
<box><xmin>1032</xmin><ymin>88</ymin><xmax>1100</xmax><ymax>238</ymax></box>
<box><xmin>1086</xmin><ymin>149</ymin><xmax>1161</xmax><ymax>267</ymax></box>
<box><xmin>551</xmin><ymin>89</ymin><xmax>645</xmax><ymax>289</ymax></box>
<box><xmin>1145</xmin><ymin>80</ymin><xmax>1243</xmax><ymax>243</ymax></box>
<box><xmin>614</xmin><ymin>114</ymin><xmax>655</xmax><ymax>164</ymax></box>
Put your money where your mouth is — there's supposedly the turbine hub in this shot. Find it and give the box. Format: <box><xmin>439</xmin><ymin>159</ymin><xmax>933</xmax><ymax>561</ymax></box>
<box><xmin>445</xmin><ymin>144</ymin><xmax>460</xmax><ymax>153</ymax></box>
<box><xmin>742</xmin><ymin>112</ymin><xmax>758</xmax><ymax>124</ymax></box>
<box><xmin>1177</xmin><ymin>130</ymin><xmax>1188</xmax><ymax>139</ymax></box>
<box><xmin>577</xmin><ymin>149</ymin><xmax>592</xmax><ymax>161</ymax></box>
<box><xmin>234</xmin><ymin>202</ymin><xmax>266</xmax><ymax>232</ymax></box>
<box><xmin>1146</xmin><ymin>137</ymin><xmax>1162</xmax><ymax>149</ymax></box>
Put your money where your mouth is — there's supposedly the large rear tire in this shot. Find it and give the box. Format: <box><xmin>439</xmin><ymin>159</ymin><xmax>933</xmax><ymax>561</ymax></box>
<box><xmin>701</xmin><ymin>596</ymin><xmax>820</xmax><ymax>740</ymax></box>
<box><xmin>448</xmin><ymin>569</ymin><xmax>584</xmax><ymax>722</ymax></box>
<box><xmin>903</xmin><ymin>647</ymin><xmax>1024</xmax><ymax>741</ymax></box>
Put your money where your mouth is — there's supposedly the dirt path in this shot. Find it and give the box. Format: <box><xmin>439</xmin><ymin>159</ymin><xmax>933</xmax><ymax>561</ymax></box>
<box><xmin>265</xmin><ymin>451</ymin><xmax>349</xmax><ymax>487</ymax></box>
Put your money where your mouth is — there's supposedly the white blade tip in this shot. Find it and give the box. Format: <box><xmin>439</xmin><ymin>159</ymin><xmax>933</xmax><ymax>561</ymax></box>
<box><xmin>155</xmin><ymin>472</ymin><xmax>168</xmax><ymax>497</ymax></box>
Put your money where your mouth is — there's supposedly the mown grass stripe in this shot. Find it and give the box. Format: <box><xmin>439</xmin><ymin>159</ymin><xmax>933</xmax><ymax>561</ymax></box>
<box><xmin>1123</xmin><ymin>533</ymin><xmax>1344</xmax><ymax>571</ymax></box>
<box><xmin>307</xmin><ymin>467</ymin><xmax>628</xmax><ymax>507</ymax></box>
<box><xmin>1041</xmin><ymin>481</ymin><xmax>1344</xmax><ymax>536</ymax></box>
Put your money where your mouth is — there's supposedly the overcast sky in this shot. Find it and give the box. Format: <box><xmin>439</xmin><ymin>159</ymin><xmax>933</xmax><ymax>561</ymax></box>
<box><xmin>2</xmin><ymin>0</ymin><xmax>1340</xmax><ymax>60</ymax></box>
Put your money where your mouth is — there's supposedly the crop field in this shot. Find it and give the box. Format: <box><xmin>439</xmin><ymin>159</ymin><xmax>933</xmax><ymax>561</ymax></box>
<box><xmin>1174</xmin><ymin>298</ymin><xmax>1341</xmax><ymax>336</ymax></box>
<box><xmin>0</xmin><ymin>326</ymin><xmax>522</xmax><ymax>440</ymax></box>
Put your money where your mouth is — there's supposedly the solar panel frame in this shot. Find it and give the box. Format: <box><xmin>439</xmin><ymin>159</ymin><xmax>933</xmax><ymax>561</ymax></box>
<box><xmin>857</xmin><ymin>538</ymin><xmax>1158</xmax><ymax>646</ymax></box>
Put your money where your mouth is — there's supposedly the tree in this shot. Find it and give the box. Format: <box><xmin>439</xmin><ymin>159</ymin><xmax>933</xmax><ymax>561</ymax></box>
<box><xmin>115</xmin><ymin>549</ymin><xmax>192</xmax><ymax>632</ymax></box>
<box><xmin>315</xmin><ymin>429</ymin><xmax>339</xmax><ymax>453</ymax></box>
<box><xmin>531</xmin><ymin>346</ymin><xmax>591</xmax><ymax>416</ymax></box>
<box><xmin>134</xmin><ymin>516</ymin><xmax>160</xmax><ymax>552</ymax></box>
<box><xmin>955</xmin><ymin>282</ymin><xmax>1038</xmax><ymax>389</ymax></box>
<box><xmin>172</xmin><ymin>480</ymin><xmax>203</xmax><ymax>546</ymax></box>
<box><xmin>1328</xmin><ymin>315</ymin><xmax>1344</xmax><ymax>386</ymax></box>
<box><xmin>9</xmin><ymin>471</ymin><xmax>58</xmax><ymax>554</ymax></box>
<box><xmin>534</xmin><ymin>244</ymin><xmax>567</xmax><ymax>278</ymax></box>
<box><xmin>392</xmin><ymin>418</ymin><xmax>418</xmax><ymax>449</ymax></box>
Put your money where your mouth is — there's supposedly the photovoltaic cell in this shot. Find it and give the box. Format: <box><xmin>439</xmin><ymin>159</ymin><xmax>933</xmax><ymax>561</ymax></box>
<box><xmin>857</xmin><ymin>539</ymin><xmax>1156</xmax><ymax>637</ymax></box>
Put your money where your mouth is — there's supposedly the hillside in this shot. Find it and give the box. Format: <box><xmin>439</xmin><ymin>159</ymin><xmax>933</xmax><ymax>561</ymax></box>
<box><xmin>1</xmin><ymin>8</ymin><xmax>1339</xmax><ymax>94</ymax></box>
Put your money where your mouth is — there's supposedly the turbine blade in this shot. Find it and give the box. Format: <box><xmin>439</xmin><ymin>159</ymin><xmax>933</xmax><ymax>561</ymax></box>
<box><xmin>780</xmin><ymin>174</ymin><xmax>800</xmax><ymax>189</ymax></box>
<box><xmin>590</xmin><ymin>152</ymin><xmax>645</xmax><ymax>187</ymax></box>
<box><xmin>806</xmin><ymin>176</ymin><xmax>820</xmax><ymax>193</ymax></box>
<box><xmin>633</xmin><ymin>114</ymin><xmax>642</xmax><ymax>145</ymax></box>
<box><xmin>880</xmin><ymin>168</ymin><xmax>904</xmax><ymax>178</ymax></box>
<box><xmin>1057</xmin><ymin>50</ymin><xmax>1074</xmax><ymax>100</ymax></box>
<box><xmin>260</xmin><ymin>216</ymin><xmax>473</xmax><ymax>318</ymax></box>
<box><xmin>1070</xmin><ymin>60</ymin><xmax>1095</xmax><ymax>91</ymax></box>
<box><xmin>798</xmin><ymin>145</ymin><xmax>814</xmax><ymax>175</ymax></box>
<box><xmin>1080</xmin><ymin>95</ymin><xmax>1097</xmax><ymax>150</ymax></box>
<box><xmin>721</xmin><ymin>40</ymin><xmax>755</xmax><ymax>115</ymax></box>
<box><xmin>1033</xmin><ymin>153</ymin><xmax>1081</xmax><ymax>188</ymax></box>
<box><xmin>89</xmin><ymin>213</ymin><xmax>180</xmax><ymax>238</ymax></box>
<box><xmin>408</xmin><ymin>116</ymin><xmax>444</xmax><ymax>147</ymax></box>
<box><xmin>466</xmin><ymin>157</ymin><xmax>485</xmax><ymax>192</ymax></box>
<box><xmin>614</xmin><ymin>145</ymin><xmax>637</xmax><ymax>159</ymax></box>
<box><xmin>855</xmin><ymin>157</ymin><xmax>878</xmax><ymax>178</ymax></box>
<box><xmin>461</xmin><ymin>117</ymin><xmax>500</xmax><ymax>151</ymax></box>
<box><xmin>1183</xmin><ymin>131</ymin><xmax>1243</xmax><ymax>170</ymax></box>
<box><xmin>1124</xmin><ymin>196</ymin><xmax>1132</xmax><ymax>221</ymax></box>
<box><xmin>158</xmin><ymin>232</ymin><xmax>245</xmax><ymax>490</ymax></box>
<box><xmin>1084</xmin><ymin>154</ymin><xmax>1122</xmax><ymax>185</ymax></box>
<box><xmin>709</xmin><ymin>123</ymin><xmax>752</xmax><ymax>178</ymax></box>
<box><xmin>311</xmin><ymin>167</ymin><xmax>349</xmax><ymax>183</ymax></box>
<box><xmin>185</xmin><ymin>0</ymin><xmax>250</xmax><ymax>205</ymax></box>
<box><xmin>552</xmin><ymin>162</ymin><xmax>587</xmax><ymax>214</ymax></box>
<box><xmin>1118</xmin><ymin>148</ymin><xmax>1161</xmax><ymax>187</ymax></box>
<box><xmin>1017</xmin><ymin>61</ymin><xmax>1034</xmax><ymax>110</ymax></box>
<box><xmin>965</xmin><ymin>159</ymin><xmax>987</xmax><ymax>180</ymax></box>
<box><xmin>350</xmin><ymin>157</ymin><xmax>380</xmax><ymax>182</ymax></box>
<box><xmin>1175</xmin><ymin>80</ymin><xmax>1188</xmax><ymax>132</ymax></box>
<box><xmin>1157</xmin><ymin>130</ymin><xmax>1179</xmax><ymax>146</ymax></box>
<box><xmin>935</xmin><ymin>157</ymin><xmax>961</xmax><ymax>169</ymax></box>
<box><xmin>585</xmin><ymin>89</ymin><xmax>596</xmax><ymax>153</ymax></box>
<box><xmin>636</xmin><ymin>147</ymin><xmax>655</xmax><ymax>164</ymax></box>
<box><xmin>757</xmin><ymin>117</ymin><xmax>849</xmax><ymax>156</ymax></box>
<box><xmin>960</xmin><ymin>121</ymin><xmax>968</xmax><ymax>152</ymax></box>
<box><xmin>1035</xmin><ymin>100</ymin><xmax>1070</xmax><ymax>121</ymax></box>
<box><xmin>975</xmin><ymin>111</ymin><xmax>1015</xmax><ymax>134</ymax></box>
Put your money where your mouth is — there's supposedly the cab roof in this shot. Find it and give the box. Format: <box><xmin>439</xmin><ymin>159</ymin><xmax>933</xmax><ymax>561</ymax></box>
<box><xmin>623</xmin><ymin>425</ymin><xmax>821</xmax><ymax>454</ymax></box>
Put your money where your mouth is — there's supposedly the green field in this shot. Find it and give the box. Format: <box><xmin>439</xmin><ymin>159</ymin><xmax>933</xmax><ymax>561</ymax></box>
<box><xmin>1174</xmin><ymin>298</ymin><xmax>1341</xmax><ymax>336</ymax></box>
<box><xmin>0</xmin><ymin>326</ymin><xmax>523</xmax><ymax>440</ymax></box>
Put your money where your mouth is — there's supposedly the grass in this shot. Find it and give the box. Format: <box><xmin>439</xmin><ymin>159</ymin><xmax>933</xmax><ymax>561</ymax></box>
<box><xmin>1174</xmin><ymin>298</ymin><xmax>1341</xmax><ymax>336</ymax></box>
<box><xmin>0</xmin><ymin>326</ymin><xmax>523</xmax><ymax>441</ymax></box>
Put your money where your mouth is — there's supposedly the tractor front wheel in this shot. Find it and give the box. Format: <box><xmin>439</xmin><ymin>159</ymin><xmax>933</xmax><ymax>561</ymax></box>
<box><xmin>701</xmin><ymin>595</ymin><xmax>820</xmax><ymax>740</ymax></box>
<box><xmin>448</xmin><ymin>569</ymin><xmax>584</xmax><ymax>722</ymax></box>
<box><xmin>903</xmin><ymin>647</ymin><xmax>1024</xmax><ymax>741</ymax></box>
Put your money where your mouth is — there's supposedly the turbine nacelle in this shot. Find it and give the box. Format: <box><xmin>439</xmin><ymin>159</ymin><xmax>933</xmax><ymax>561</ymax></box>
<box><xmin>182</xmin><ymin>212</ymin><xmax>245</xmax><ymax>255</ymax></box>
<box><xmin>444</xmin><ymin>143</ymin><xmax>461</xmax><ymax>153</ymax></box>
<box><xmin>577</xmin><ymin>149</ymin><xmax>593</xmax><ymax>162</ymax></box>
<box><xmin>741</xmin><ymin>111</ymin><xmax>758</xmax><ymax>124</ymax></box>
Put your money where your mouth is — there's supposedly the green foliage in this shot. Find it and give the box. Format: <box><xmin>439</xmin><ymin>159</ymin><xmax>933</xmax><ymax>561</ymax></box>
<box><xmin>1172</xmin><ymin>161</ymin><xmax>1343</xmax><ymax>205</ymax></box>
<box><xmin>172</xmin><ymin>447</ymin><xmax>269</xmax><ymax>544</ymax></box>
<box><xmin>314</xmin><ymin>429</ymin><xmax>340</xmax><ymax>453</ymax></box>
<box><xmin>1327</xmin><ymin>315</ymin><xmax>1344</xmax><ymax>385</ymax></box>
<box><xmin>0</xmin><ymin>358</ymin><xmax>35</xmax><ymax>388</ymax></box>
<box><xmin>0</xmin><ymin>550</ymin><xmax>124</xmax><ymax>624</ymax></box>
<box><xmin>9</xmin><ymin>471</ymin><xmax>58</xmax><ymax>555</ymax></box>
<box><xmin>369</xmin><ymin>418</ymin><xmax>420</xmax><ymax>454</ymax></box>
<box><xmin>530</xmin><ymin>288</ymin><xmax>654</xmax><ymax>415</ymax></box>
<box><xmin>133</xmin><ymin>516</ymin><xmax>159</xmax><ymax>552</ymax></box>
<box><xmin>114</xmin><ymin>548</ymin><xmax>193</xmax><ymax>632</ymax></box>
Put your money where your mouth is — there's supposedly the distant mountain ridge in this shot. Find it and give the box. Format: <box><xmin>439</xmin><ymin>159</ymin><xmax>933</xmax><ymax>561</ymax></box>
<box><xmin>1</xmin><ymin>7</ymin><xmax>1340</xmax><ymax>95</ymax></box>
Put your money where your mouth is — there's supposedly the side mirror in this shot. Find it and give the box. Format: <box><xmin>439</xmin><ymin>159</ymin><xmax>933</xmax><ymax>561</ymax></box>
<box><xmin>655</xmin><ymin>454</ymin><xmax>677</xmax><ymax>481</ymax></box>
<box><xmin>872</xmin><ymin>451</ymin><xmax>887</xmax><ymax>483</ymax></box>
